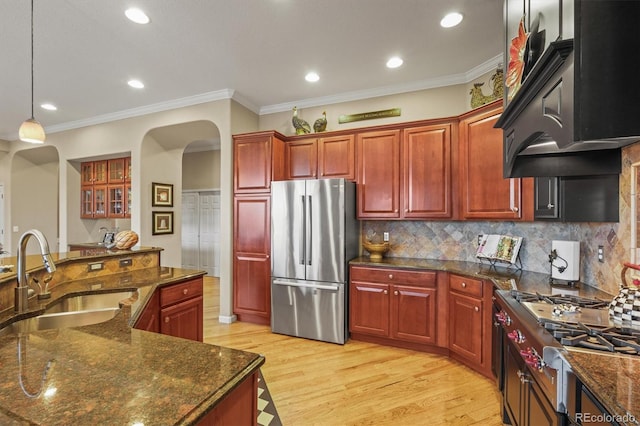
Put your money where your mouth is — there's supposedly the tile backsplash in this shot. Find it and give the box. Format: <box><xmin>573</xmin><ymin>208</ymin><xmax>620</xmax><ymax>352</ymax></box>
<box><xmin>361</xmin><ymin>143</ymin><xmax>640</xmax><ymax>296</ymax></box>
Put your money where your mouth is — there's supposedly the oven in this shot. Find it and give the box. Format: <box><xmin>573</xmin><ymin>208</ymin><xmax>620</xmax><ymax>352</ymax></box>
<box><xmin>494</xmin><ymin>291</ymin><xmax>565</xmax><ymax>426</ymax></box>
<box><xmin>494</xmin><ymin>288</ymin><xmax>640</xmax><ymax>426</ymax></box>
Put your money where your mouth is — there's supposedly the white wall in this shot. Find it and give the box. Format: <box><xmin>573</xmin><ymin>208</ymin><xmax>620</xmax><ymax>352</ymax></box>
<box><xmin>183</xmin><ymin>150</ymin><xmax>221</xmax><ymax>190</ymax></box>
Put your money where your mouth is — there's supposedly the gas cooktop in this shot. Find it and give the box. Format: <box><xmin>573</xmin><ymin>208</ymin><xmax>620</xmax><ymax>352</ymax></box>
<box><xmin>512</xmin><ymin>290</ymin><xmax>640</xmax><ymax>356</ymax></box>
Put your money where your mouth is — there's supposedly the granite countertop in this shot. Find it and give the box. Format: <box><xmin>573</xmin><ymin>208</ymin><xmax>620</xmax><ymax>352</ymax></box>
<box><xmin>566</xmin><ymin>351</ymin><xmax>640</xmax><ymax>425</ymax></box>
<box><xmin>350</xmin><ymin>256</ymin><xmax>615</xmax><ymax>299</ymax></box>
<box><xmin>0</xmin><ymin>266</ymin><xmax>264</xmax><ymax>425</ymax></box>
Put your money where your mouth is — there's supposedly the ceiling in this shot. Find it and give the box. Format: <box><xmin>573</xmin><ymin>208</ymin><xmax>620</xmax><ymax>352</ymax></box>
<box><xmin>0</xmin><ymin>0</ymin><xmax>504</xmax><ymax>142</ymax></box>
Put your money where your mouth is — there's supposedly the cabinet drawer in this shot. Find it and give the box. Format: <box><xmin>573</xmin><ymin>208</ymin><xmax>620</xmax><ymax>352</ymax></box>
<box><xmin>160</xmin><ymin>278</ymin><xmax>203</xmax><ymax>307</ymax></box>
<box><xmin>449</xmin><ymin>274</ymin><xmax>483</xmax><ymax>298</ymax></box>
<box><xmin>351</xmin><ymin>266</ymin><xmax>436</xmax><ymax>287</ymax></box>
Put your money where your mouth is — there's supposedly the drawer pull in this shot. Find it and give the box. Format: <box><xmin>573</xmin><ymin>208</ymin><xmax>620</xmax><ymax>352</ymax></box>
<box><xmin>388</xmin><ymin>274</ymin><xmax>393</xmax><ymax>279</ymax></box>
<box><xmin>164</xmin><ymin>317</ymin><xmax>170</xmax><ymax>323</ymax></box>
<box><xmin>461</xmin><ymin>282</ymin><xmax>467</xmax><ymax>288</ymax></box>
<box><xmin>183</xmin><ymin>289</ymin><xmax>189</xmax><ymax>295</ymax></box>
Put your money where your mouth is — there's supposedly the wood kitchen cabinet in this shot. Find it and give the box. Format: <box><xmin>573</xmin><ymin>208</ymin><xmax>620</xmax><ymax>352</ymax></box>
<box><xmin>81</xmin><ymin>160</ymin><xmax>108</xmax><ymax>185</ymax></box>
<box><xmin>448</xmin><ymin>273</ymin><xmax>493</xmax><ymax>378</ymax></box>
<box><xmin>284</xmin><ymin>138</ymin><xmax>317</xmax><ymax>179</ymax></box>
<box><xmin>232</xmin><ymin>132</ymin><xmax>284</xmax><ymax>325</ymax></box>
<box><xmin>107</xmin><ymin>183</ymin><xmax>131</xmax><ymax>218</ymax></box>
<box><xmin>356</xmin><ymin>130</ymin><xmax>401</xmax><ymax>218</ymax></box>
<box><xmin>233</xmin><ymin>131</ymin><xmax>285</xmax><ymax>193</ymax></box>
<box><xmin>459</xmin><ymin>102</ymin><xmax>533</xmax><ymax>221</ymax></box>
<box><xmin>135</xmin><ymin>290</ymin><xmax>160</xmax><ymax>333</ymax></box>
<box><xmin>80</xmin><ymin>156</ymin><xmax>131</xmax><ymax>219</ymax></box>
<box><xmin>134</xmin><ymin>277</ymin><xmax>203</xmax><ymax>342</ymax></box>
<box><xmin>80</xmin><ymin>185</ymin><xmax>107</xmax><ymax>219</ymax></box>
<box><xmin>350</xmin><ymin>266</ymin><xmax>437</xmax><ymax>347</ymax></box>
<box><xmin>402</xmin><ymin>123</ymin><xmax>455</xmax><ymax>219</ymax></box>
<box><xmin>197</xmin><ymin>371</ymin><xmax>258</xmax><ymax>426</ymax></box>
<box><xmin>233</xmin><ymin>195</ymin><xmax>271</xmax><ymax>325</ymax></box>
<box><xmin>107</xmin><ymin>157</ymin><xmax>130</xmax><ymax>183</ymax></box>
<box><xmin>285</xmin><ymin>134</ymin><xmax>356</xmax><ymax>181</ymax></box>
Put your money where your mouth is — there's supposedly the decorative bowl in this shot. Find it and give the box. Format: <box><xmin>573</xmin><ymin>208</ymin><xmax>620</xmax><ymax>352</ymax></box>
<box><xmin>362</xmin><ymin>241</ymin><xmax>390</xmax><ymax>261</ymax></box>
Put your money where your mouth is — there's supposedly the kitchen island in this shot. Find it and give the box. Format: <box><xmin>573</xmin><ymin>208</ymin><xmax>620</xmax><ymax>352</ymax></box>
<box><xmin>0</xmin><ymin>248</ymin><xmax>264</xmax><ymax>425</ymax></box>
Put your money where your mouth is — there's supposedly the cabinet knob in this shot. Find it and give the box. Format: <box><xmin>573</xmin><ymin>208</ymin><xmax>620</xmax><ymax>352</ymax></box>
<box><xmin>266</xmin><ymin>254</ymin><xmax>270</xmax><ymax>259</ymax></box>
<box><xmin>383</xmin><ymin>290</ymin><xmax>388</xmax><ymax>295</ymax></box>
<box><xmin>512</xmin><ymin>207</ymin><xmax>519</xmax><ymax>212</ymax></box>
<box><xmin>547</xmin><ymin>203</ymin><xmax>555</xmax><ymax>209</ymax></box>
<box><xmin>394</xmin><ymin>290</ymin><xmax>399</xmax><ymax>296</ymax></box>
<box><xmin>461</xmin><ymin>282</ymin><xmax>467</xmax><ymax>288</ymax></box>
<box><xmin>164</xmin><ymin>317</ymin><xmax>170</xmax><ymax>323</ymax></box>
<box><xmin>474</xmin><ymin>306</ymin><xmax>479</xmax><ymax>312</ymax></box>
<box><xmin>183</xmin><ymin>289</ymin><xmax>188</xmax><ymax>295</ymax></box>
<box><xmin>388</xmin><ymin>274</ymin><xmax>393</xmax><ymax>279</ymax></box>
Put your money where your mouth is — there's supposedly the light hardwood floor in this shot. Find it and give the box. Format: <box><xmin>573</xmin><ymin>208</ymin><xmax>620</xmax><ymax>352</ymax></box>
<box><xmin>202</xmin><ymin>277</ymin><xmax>504</xmax><ymax>425</ymax></box>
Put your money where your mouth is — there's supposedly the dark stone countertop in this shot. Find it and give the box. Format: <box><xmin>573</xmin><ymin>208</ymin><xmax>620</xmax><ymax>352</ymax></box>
<box><xmin>350</xmin><ymin>256</ymin><xmax>615</xmax><ymax>299</ymax></box>
<box><xmin>0</xmin><ymin>266</ymin><xmax>264</xmax><ymax>425</ymax></box>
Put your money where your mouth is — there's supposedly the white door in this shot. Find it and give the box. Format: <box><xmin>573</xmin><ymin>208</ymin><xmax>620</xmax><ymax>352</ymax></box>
<box><xmin>199</xmin><ymin>193</ymin><xmax>220</xmax><ymax>277</ymax></box>
<box><xmin>181</xmin><ymin>192</ymin><xmax>199</xmax><ymax>270</ymax></box>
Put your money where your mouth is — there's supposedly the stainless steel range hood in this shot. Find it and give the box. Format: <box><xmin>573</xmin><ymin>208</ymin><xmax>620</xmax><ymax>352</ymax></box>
<box><xmin>496</xmin><ymin>1</ymin><xmax>640</xmax><ymax>178</ymax></box>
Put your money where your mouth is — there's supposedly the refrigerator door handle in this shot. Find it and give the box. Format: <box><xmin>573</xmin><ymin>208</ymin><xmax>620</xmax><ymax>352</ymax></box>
<box><xmin>307</xmin><ymin>195</ymin><xmax>312</xmax><ymax>266</ymax></box>
<box><xmin>272</xmin><ymin>280</ymin><xmax>339</xmax><ymax>291</ymax></box>
<box><xmin>300</xmin><ymin>195</ymin><xmax>306</xmax><ymax>265</ymax></box>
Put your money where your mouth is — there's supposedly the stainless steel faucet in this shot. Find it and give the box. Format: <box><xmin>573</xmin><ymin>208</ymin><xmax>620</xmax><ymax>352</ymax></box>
<box><xmin>15</xmin><ymin>230</ymin><xmax>57</xmax><ymax>312</ymax></box>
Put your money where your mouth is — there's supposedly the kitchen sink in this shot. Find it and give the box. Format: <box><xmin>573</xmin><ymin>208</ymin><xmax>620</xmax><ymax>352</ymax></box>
<box><xmin>0</xmin><ymin>290</ymin><xmax>136</xmax><ymax>336</ymax></box>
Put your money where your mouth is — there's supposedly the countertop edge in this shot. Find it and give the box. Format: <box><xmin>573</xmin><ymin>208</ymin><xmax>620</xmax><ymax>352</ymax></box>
<box><xmin>179</xmin><ymin>356</ymin><xmax>266</xmax><ymax>425</ymax></box>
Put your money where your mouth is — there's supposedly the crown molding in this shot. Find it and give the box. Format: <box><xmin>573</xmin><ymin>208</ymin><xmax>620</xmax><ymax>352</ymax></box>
<box><xmin>259</xmin><ymin>53</ymin><xmax>503</xmax><ymax>115</ymax></box>
<box><xmin>45</xmin><ymin>89</ymin><xmax>235</xmax><ymax>135</ymax></box>
<box><xmin>2</xmin><ymin>54</ymin><xmax>503</xmax><ymax>139</ymax></box>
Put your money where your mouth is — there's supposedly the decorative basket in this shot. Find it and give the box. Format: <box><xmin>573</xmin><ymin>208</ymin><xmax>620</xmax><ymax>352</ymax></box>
<box><xmin>609</xmin><ymin>262</ymin><xmax>640</xmax><ymax>325</ymax></box>
<box><xmin>362</xmin><ymin>241</ymin><xmax>390</xmax><ymax>261</ymax></box>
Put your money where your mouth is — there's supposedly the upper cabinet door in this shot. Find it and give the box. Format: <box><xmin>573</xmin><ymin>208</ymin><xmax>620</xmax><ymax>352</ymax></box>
<box><xmin>318</xmin><ymin>135</ymin><xmax>355</xmax><ymax>181</ymax></box>
<box><xmin>108</xmin><ymin>158</ymin><xmax>126</xmax><ymax>183</ymax></box>
<box><xmin>357</xmin><ymin>130</ymin><xmax>400</xmax><ymax>218</ymax></box>
<box><xmin>234</xmin><ymin>133</ymin><xmax>284</xmax><ymax>193</ymax></box>
<box><xmin>284</xmin><ymin>138</ymin><xmax>317</xmax><ymax>180</ymax></box>
<box><xmin>459</xmin><ymin>103</ymin><xmax>533</xmax><ymax>221</ymax></box>
<box><xmin>402</xmin><ymin>124</ymin><xmax>453</xmax><ymax>219</ymax></box>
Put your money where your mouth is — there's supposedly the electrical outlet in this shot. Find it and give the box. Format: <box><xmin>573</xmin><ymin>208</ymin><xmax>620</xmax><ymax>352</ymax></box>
<box><xmin>383</xmin><ymin>232</ymin><xmax>389</xmax><ymax>242</ymax></box>
<box><xmin>477</xmin><ymin>234</ymin><xmax>483</xmax><ymax>246</ymax></box>
<box><xmin>597</xmin><ymin>245</ymin><xmax>604</xmax><ymax>263</ymax></box>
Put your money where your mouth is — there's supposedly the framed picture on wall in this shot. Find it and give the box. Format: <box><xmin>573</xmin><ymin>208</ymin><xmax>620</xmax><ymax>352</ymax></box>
<box><xmin>152</xmin><ymin>182</ymin><xmax>173</xmax><ymax>207</ymax></box>
<box><xmin>152</xmin><ymin>211</ymin><xmax>174</xmax><ymax>235</ymax></box>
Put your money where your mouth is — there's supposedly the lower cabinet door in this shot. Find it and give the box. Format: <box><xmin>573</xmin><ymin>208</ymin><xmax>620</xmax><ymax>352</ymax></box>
<box><xmin>391</xmin><ymin>285</ymin><xmax>436</xmax><ymax>344</ymax></box>
<box><xmin>449</xmin><ymin>292</ymin><xmax>483</xmax><ymax>363</ymax></box>
<box><xmin>350</xmin><ymin>282</ymin><xmax>390</xmax><ymax>337</ymax></box>
<box><xmin>160</xmin><ymin>296</ymin><xmax>203</xmax><ymax>341</ymax></box>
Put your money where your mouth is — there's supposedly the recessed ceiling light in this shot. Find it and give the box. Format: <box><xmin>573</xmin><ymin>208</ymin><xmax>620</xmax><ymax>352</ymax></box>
<box><xmin>125</xmin><ymin>8</ymin><xmax>150</xmax><ymax>24</ymax></box>
<box><xmin>386</xmin><ymin>57</ymin><xmax>403</xmax><ymax>69</ymax></box>
<box><xmin>127</xmin><ymin>79</ymin><xmax>145</xmax><ymax>89</ymax></box>
<box><xmin>440</xmin><ymin>12</ymin><xmax>463</xmax><ymax>28</ymax></box>
<box><xmin>41</xmin><ymin>103</ymin><xmax>57</xmax><ymax>111</ymax></box>
<box><xmin>305</xmin><ymin>72</ymin><xmax>320</xmax><ymax>82</ymax></box>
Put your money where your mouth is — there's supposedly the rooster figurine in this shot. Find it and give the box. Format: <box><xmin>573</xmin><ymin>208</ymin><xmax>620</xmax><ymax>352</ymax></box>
<box><xmin>313</xmin><ymin>111</ymin><xmax>327</xmax><ymax>133</ymax></box>
<box><xmin>292</xmin><ymin>106</ymin><xmax>311</xmax><ymax>135</ymax></box>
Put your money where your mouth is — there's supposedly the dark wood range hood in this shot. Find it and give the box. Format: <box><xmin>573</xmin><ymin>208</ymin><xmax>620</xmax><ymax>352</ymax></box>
<box><xmin>496</xmin><ymin>0</ymin><xmax>640</xmax><ymax>178</ymax></box>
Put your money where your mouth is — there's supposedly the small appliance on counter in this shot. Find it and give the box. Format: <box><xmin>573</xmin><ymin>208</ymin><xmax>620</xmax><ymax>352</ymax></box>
<box><xmin>549</xmin><ymin>240</ymin><xmax>580</xmax><ymax>284</ymax></box>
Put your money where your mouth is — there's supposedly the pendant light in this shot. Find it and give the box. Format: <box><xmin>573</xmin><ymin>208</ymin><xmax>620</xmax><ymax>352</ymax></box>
<box><xmin>19</xmin><ymin>0</ymin><xmax>45</xmax><ymax>144</ymax></box>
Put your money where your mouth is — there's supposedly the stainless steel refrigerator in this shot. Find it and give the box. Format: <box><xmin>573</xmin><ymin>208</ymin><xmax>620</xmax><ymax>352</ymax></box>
<box><xmin>271</xmin><ymin>178</ymin><xmax>359</xmax><ymax>344</ymax></box>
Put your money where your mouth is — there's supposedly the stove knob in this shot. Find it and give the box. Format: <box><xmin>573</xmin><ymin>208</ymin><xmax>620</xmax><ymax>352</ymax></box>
<box><xmin>508</xmin><ymin>329</ymin><xmax>525</xmax><ymax>343</ymax></box>
<box><xmin>494</xmin><ymin>311</ymin><xmax>512</xmax><ymax>326</ymax></box>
